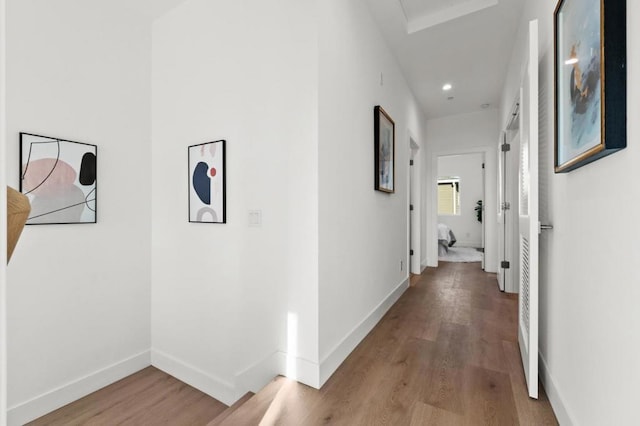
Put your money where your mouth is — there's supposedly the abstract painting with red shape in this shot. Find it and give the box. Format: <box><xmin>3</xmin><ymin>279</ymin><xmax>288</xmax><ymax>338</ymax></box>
<box><xmin>20</xmin><ymin>133</ymin><xmax>97</xmax><ymax>224</ymax></box>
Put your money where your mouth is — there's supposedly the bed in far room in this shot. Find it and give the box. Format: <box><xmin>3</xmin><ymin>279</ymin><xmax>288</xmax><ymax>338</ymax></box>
<box><xmin>438</xmin><ymin>223</ymin><xmax>457</xmax><ymax>256</ymax></box>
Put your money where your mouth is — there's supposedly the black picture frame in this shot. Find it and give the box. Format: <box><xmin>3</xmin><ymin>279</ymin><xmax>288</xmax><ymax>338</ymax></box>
<box><xmin>374</xmin><ymin>105</ymin><xmax>395</xmax><ymax>193</ymax></box>
<box><xmin>554</xmin><ymin>0</ymin><xmax>626</xmax><ymax>173</ymax></box>
<box><xmin>20</xmin><ymin>132</ymin><xmax>97</xmax><ymax>225</ymax></box>
<box><xmin>188</xmin><ymin>139</ymin><xmax>226</xmax><ymax>223</ymax></box>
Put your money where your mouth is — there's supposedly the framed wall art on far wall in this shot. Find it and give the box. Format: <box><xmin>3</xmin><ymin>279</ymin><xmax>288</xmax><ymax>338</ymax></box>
<box><xmin>374</xmin><ymin>105</ymin><xmax>395</xmax><ymax>193</ymax></box>
<box><xmin>188</xmin><ymin>139</ymin><xmax>226</xmax><ymax>223</ymax></box>
<box><xmin>20</xmin><ymin>133</ymin><xmax>97</xmax><ymax>224</ymax></box>
<box><xmin>554</xmin><ymin>0</ymin><xmax>626</xmax><ymax>173</ymax></box>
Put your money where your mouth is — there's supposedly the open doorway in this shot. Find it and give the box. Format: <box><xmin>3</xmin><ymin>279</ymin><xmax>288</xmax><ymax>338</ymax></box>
<box><xmin>427</xmin><ymin>145</ymin><xmax>497</xmax><ymax>272</ymax></box>
<box><xmin>436</xmin><ymin>153</ymin><xmax>485</xmax><ymax>264</ymax></box>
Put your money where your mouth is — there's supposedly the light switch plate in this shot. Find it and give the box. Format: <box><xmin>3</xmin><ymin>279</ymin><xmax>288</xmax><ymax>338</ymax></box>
<box><xmin>248</xmin><ymin>210</ymin><xmax>262</xmax><ymax>227</ymax></box>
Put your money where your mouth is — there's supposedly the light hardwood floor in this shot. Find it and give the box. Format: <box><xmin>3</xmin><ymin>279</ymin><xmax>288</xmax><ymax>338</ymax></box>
<box><xmin>27</xmin><ymin>367</ymin><xmax>228</xmax><ymax>425</ymax></box>
<box><xmin>29</xmin><ymin>262</ymin><xmax>558</xmax><ymax>425</ymax></box>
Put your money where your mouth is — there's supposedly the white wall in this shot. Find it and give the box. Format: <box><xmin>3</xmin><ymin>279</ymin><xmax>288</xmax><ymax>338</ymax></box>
<box><xmin>153</xmin><ymin>0</ymin><xmax>430</xmax><ymax>396</ymax></box>
<box><xmin>501</xmin><ymin>4</ymin><xmax>640</xmax><ymax>425</ymax></box>
<box><xmin>2</xmin><ymin>0</ymin><xmax>430</xmax><ymax>418</ymax></box>
<box><xmin>5</xmin><ymin>1</ymin><xmax>152</xmax><ymax>424</ymax></box>
<box><xmin>0</xmin><ymin>0</ymin><xmax>7</xmax><ymax>421</ymax></box>
<box><xmin>425</xmin><ymin>109</ymin><xmax>498</xmax><ymax>270</ymax></box>
<box><xmin>437</xmin><ymin>153</ymin><xmax>483</xmax><ymax>248</ymax></box>
<box><xmin>317</xmin><ymin>0</ymin><xmax>428</xmax><ymax>384</ymax></box>
<box><xmin>151</xmin><ymin>0</ymin><xmax>319</xmax><ymax>400</ymax></box>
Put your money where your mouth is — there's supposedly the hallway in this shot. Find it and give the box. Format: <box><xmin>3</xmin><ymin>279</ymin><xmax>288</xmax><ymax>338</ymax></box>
<box><xmin>29</xmin><ymin>263</ymin><xmax>558</xmax><ymax>425</ymax></box>
<box><xmin>289</xmin><ymin>262</ymin><xmax>559</xmax><ymax>424</ymax></box>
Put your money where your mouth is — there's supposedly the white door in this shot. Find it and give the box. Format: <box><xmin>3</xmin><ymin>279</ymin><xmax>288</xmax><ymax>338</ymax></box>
<box><xmin>518</xmin><ymin>19</ymin><xmax>539</xmax><ymax>399</ymax></box>
<box><xmin>481</xmin><ymin>156</ymin><xmax>486</xmax><ymax>271</ymax></box>
<box><xmin>409</xmin><ymin>158</ymin><xmax>414</xmax><ymax>271</ymax></box>
<box><xmin>500</xmin><ymin>106</ymin><xmax>521</xmax><ymax>294</ymax></box>
<box><xmin>498</xmin><ymin>128</ymin><xmax>517</xmax><ymax>292</ymax></box>
<box><xmin>497</xmin><ymin>132</ymin><xmax>506</xmax><ymax>291</ymax></box>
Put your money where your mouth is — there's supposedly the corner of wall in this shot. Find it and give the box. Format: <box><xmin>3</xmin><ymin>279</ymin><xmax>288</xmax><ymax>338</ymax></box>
<box><xmin>236</xmin><ymin>351</ymin><xmax>321</xmax><ymax>392</ymax></box>
<box><xmin>8</xmin><ymin>351</ymin><xmax>150</xmax><ymax>426</ymax></box>
<box><xmin>233</xmin><ymin>351</ymin><xmax>285</xmax><ymax>397</ymax></box>
<box><xmin>318</xmin><ymin>277</ymin><xmax>409</xmax><ymax>386</ymax></box>
<box><xmin>151</xmin><ymin>347</ymin><xmax>323</xmax><ymax>406</ymax></box>
<box><xmin>151</xmin><ymin>349</ymin><xmax>236</xmax><ymax>406</ymax></box>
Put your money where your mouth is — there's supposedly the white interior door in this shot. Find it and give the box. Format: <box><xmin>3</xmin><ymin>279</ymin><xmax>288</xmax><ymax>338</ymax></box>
<box><xmin>481</xmin><ymin>156</ymin><xmax>486</xmax><ymax>271</ymax></box>
<box><xmin>518</xmin><ymin>19</ymin><xmax>539</xmax><ymax>399</ymax></box>
<box><xmin>497</xmin><ymin>133</ymin><xmax>506</xmax><ymax>291</ymax></box>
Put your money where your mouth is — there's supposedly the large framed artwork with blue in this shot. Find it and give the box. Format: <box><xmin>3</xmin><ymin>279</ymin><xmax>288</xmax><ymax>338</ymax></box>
<box><xmin>188</xmin><ymin>140</ymin><xmax>226</xmax><ymax>223</ymax></box>
<box><xmin>374</xmin><ymin>105</ymin><xmax>395</xmax><ymax>193</ymax></box>
<box><xmin>554</xmin><ymin>0</ymin><xmax>626</xmax><ymax>173</ymax></box>
<box><xmin>20</xmin><ymin>133</ymin><xmax>97</xmax><ymax>225</ymax></box>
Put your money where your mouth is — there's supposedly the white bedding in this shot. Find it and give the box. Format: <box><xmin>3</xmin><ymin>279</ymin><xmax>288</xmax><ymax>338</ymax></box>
<box><xmin>437</xmin><ymin>223</ymin><xmax>457</xmax><ymax>256</ymax></box>
<box><xmin>438</xmin><ymin>223</ymin><xmax>452</xmax><ymax>244</ymax></box>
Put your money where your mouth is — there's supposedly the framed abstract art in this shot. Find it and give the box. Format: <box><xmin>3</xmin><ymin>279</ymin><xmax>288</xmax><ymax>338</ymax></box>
<box><xmin>20</xmin><ymin>133</ymin><xmax>97</xmax><ymax>224</ymax></box>
<box><xmin>188</xmin><ymin>139</ymin><xmax>226</xmax><ymax>223</ymax></box>
<box><xmin>554</xmin><ymin>0</ymin><xmax>626</xmax><ymax>172</ymax></box>
<box><xmin>374</xmin><ymin>105</ymin><xmax>395</xmax><ymax>193</ymax></box>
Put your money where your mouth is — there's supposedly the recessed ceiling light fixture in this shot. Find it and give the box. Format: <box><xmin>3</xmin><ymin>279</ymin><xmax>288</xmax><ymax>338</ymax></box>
<box><xmin>442</xmin><ymin>83</ymin><xmax>453</xmax><ymax>91</ymax></box>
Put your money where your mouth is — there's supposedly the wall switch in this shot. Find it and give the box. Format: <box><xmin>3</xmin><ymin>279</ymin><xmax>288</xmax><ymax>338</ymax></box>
<box><xmin>248</xmin><ymin>210</ymin><xmax>262</xmax><ymax>227</ymax></box>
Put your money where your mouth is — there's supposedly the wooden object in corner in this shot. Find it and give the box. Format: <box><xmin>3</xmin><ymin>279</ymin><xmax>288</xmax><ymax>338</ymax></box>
<box><xmin>7</xmin><ymin>186</ymin><xmax>30</xmax><ymax>264</ymax></box>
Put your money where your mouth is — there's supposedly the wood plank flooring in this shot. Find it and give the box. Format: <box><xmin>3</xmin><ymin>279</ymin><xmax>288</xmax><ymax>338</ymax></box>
<box><xmin>219</xmin><ymin>262</ymin><xmax>558</xmax><ymax>425</ymax></box>
<box><xmin>27</xmin><ymin>367</ymin><xmax>227</xmax><ymax>425</ymax></box>
<box><xmin>28</xmin><ymin>262</ymin><xmax>558</xmax><ymax>425</ymax></box>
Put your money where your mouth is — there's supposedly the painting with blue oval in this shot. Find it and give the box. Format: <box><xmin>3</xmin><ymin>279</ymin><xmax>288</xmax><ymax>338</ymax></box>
<box><xmin>188</xmin><ymin>140</ymin><xmax>226</xmax><ymax>223</ymax></box>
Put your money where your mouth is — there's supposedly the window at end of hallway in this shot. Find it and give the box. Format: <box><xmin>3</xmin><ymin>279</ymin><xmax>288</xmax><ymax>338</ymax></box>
<box><xmin>438</xmin><ymin>177</ymin><xmax>460</xmax><ymax>215</ymax></box>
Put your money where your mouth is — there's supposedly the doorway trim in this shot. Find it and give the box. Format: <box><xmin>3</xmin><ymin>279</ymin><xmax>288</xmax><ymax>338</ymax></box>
<box><xmin>498</xmin><ymin>93</ymin><xmax>521</xmax><ymax>293</ymax></box>
<box><xmin>427</xmin><ymin>145</ymin><xmax>497</xmax><ymax>272</ymax></box>
<box><xmin>407</xmin><ymin>130</ymin><xmax>422</xmax><ymax>275</ymax></box>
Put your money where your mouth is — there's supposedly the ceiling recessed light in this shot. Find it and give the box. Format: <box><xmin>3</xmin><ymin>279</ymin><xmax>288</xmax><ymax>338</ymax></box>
<box><xmin>442</xmin><ymin>83</ymin><xmax>453</xmax><ymax>91</ymax></box>
<box><xmin>565</xmin><ymin>58</ymin><xmax>579</xmax><ymax>65</ymax></box>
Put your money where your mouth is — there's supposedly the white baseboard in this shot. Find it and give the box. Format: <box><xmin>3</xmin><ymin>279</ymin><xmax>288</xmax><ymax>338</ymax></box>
<box><xmin>151</xmin><ymin>348</ymin><xmax>236</xmax><ymax>406</ymax></box>
<box><xmin>150</xmin><ymin>348</ymin><xmax>322</xmax><ymax>408</ymax></box>
<box><xmin>539</xmin><ymin>352</ymin><xmax>575</xmax><ymax>425</ymax></box>
<box><xmin>318</xmin><ymin>277</ymin><xmax>409</xmax><ymax>386</ymax></box>
<box><xmin>11</xmin><ymin>276</ymin><xmax>410</xmax><ymax>424</ymax></box>
<box><xmin>234</xmin><ymin>350</ymin><xmax>285</xmax><ymax>397</ymax></box>
<box><xmin>235</xmin><ymin>350</ymin><xmax>320</xmax><ymax>396</ymax></box>
<box><xmin>8</xmin><ymin>350</ymin><xmax>151</xmax><ymax>426</ymax></box>
<box><xmin>284</xmin><ymin>353</ymin><xmax>320</xmax><ymax>389</ymax></box>
<box><xmin>420</xmin><ymin>263</ymin><xmax>427</xmax><ymax>273</ymax></box>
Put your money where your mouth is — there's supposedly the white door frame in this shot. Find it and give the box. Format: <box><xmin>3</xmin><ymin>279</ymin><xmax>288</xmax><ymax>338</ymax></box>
<box><xmin>499</xmin><ymin>97</ymin><xmax>522</xmax><ymax>294</ymax></box>
<box><xmin>407</xmin><ymin>131</ymin><xmax>422</xmax><ymax>275</ymax></box>
<box><xmin>427</xmin><ymin>145</ymin><xmax>497</xmax><ymax>272</ymax></box>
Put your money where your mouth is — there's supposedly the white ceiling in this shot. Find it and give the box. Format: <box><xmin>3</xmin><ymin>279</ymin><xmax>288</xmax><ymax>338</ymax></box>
<box><xmin>114</xmin><ymin>0</ymin><xmax>522</xmax><ymax>119</ymax></box>
<box><xmin>114</xmin><ymin>0</ymin><xmax>189</xmax><ymax>20</ymax></box>
<box><xmin>366</xmin><ymin>0</ymin><xmax>525</xmax><ymax>118</ymax></box>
